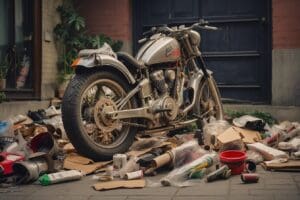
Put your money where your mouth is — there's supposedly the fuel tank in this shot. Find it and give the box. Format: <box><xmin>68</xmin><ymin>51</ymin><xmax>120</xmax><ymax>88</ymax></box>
<box><xmin>136</xmin><ymin>36</ymin><xmax>181</xmax><ymax>66</ymax></box>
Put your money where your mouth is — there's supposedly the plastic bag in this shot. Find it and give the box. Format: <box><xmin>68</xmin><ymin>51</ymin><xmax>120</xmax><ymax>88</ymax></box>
<box><xmin>160</xmin><ymin>152</ymin><xmax>217</xmax><ymax>187</ymax></box>
<box><xmin>233</xmin><ymin>115</ymin><xmax>265</xmax><ymax>131</ymax></box>
<box><xmin>119</xmin><ymin>156</ymin><xmax>140</xmax><ymax>179</ymax></box>
<box><xmin>129</xmin><ymin>137</ymin><xmax>162</xmax><ymax>151</ymax></box>
<box><xmin>246</xmin><ymin>150</ymin><xmax>264</xmax><ymax>164</ymax></box>
<box><xmin>203</xmin><ymin>120</ymin><xmax>230</xmax><ymax>147</ymax></box>
<box><xmin>278</xmin><ymin>137</ymin><xmax>300</xmax><ymax>151</ymax></box>
<box><xmin>171</xmin><ymin>140</ymin><xmax>206</xmax><ymax>168</ymax></box>
<box><xmin>247</xmin><ymin>142</ymin><xmax>288</xmax><ymax>161</ymax></box>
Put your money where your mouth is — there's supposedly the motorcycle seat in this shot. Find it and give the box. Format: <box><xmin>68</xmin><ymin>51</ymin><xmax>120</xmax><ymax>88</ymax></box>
<box><xmin>117</xmin><ymin>52</ymin><xmax>145</xmax><ymax>70</ymax></box>
<box><xmin>78</xmin><ymin>43</ymin><xmax>117</xmax><ymax>58</ymax></box>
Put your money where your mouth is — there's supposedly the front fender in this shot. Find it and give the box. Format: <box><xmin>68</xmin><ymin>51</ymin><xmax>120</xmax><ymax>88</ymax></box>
<box><xmin>72</xmin><ymin>54</ymin><xmax>136</xmax><ymax>84</ymax></box>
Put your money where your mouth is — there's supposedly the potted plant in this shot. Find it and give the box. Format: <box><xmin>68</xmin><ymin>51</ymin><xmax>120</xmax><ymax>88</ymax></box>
<box><xmin>53</xmin><ymin>0</ymin><xmax>123</xmax><ymax>98</ymax></box>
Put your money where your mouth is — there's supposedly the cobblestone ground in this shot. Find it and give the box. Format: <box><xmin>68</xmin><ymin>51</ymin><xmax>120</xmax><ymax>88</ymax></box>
<box><xmin>0</xmin><ymin>166</ymin><xmax>299</xmax><ymax>200</ymax></box>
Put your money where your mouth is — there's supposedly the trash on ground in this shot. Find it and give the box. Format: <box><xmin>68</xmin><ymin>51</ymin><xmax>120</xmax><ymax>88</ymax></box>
<box><xmin>233</xmin><ymin>115</ymin><xmax>265</xmax><ymax>131</ymax></box>
<box><xmin>219</xmin><ymin>150</ymin><xmax>246</xmax><ymax>175</ymax></box>
<box><xmin>206</xmin><ymin>165</ymin><xmax>231</xmax><ymax>182</ymax></box>
<box><xmin>247</xmin><ymin>142</ymin><xmax>288</xmax><ymax>161</ymax></box>
<box><xmin>1</xmin><ymin>107</ymin><xmax>300</xmax><ymax>191</ymax></box>
<box><xmin>241</xmin><ymin>173</ymin><xmax>259</xmax><ymax>183</ymax></box>
<box><xmin>39</xmin><ymin>169</ymin><xmax>83</xmax><ymax>186</ymax></box>
<box><xmin>160</xmin><ymin>152</ymin><xmax>217</xmax><ymax>187</ymax></box>
<box><xmin>63</xmin><ymin>154</ymin><xmax>111</xmax><ymax>174</ymax></box>
<box><xmin>216</xmin><ymin>127</ymin><xmax>244</xmax><ymax>151</ymax></box>
<box><xmin>93</xmin><ymin>179</ymin><xmax>146</xmax><ymax>191</ymax></box>
<box><xmin>261</xmin><ymin>159</ymin><xmax>300</xmax><ymax>171</ymax></box>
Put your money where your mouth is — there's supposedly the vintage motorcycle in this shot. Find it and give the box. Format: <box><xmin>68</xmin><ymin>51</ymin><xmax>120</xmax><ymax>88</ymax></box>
<box><xmin>62</xmin><ymin>20</ymin><xmax>224</xmax><ymax>161</ymax></box>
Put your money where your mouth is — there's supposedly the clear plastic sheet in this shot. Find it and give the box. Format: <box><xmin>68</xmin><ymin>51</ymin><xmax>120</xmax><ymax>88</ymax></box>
<box><xmin>129</xmin><ymin>137</ymin><xmax>162</xmax><ymax>151</ymax></box>
<box><xmin>119</xmin><ymin>157</ymin><xmax>140</xmax><ymax>179</ymax></box>
<box><xmin>247</xmin><ymin>142</ymin><xmax>288</xmax><ymax>161</ymax></box>
<box><xmin>203</xmin><ymin>120</ymin><xmax>230</xmax><ymax>147</ymax></box>
<box><xmin>171</xmin><ymin>140</ymin><xmax>206</xmax><ymax>168</ymax></box>
<box><xmin>160</xmin><ymin>152</ymin><xmax>218</xmax><ymax>187</ymax></box>
<box><xmin>246</xmin><ymin>150</ymin><xmax>264</xmax><ymax>164</ymax></box>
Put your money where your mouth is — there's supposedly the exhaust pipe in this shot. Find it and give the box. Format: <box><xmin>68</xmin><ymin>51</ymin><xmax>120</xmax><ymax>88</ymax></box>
<box><xmin>13</xmin><ymin>158</ymin><xmax>48</xmax><ymax>184</ymax></box>
<box><xmin>12</xmin><ymin>151</ymin><xmax>53</xmax><ymax>184</ymax></box>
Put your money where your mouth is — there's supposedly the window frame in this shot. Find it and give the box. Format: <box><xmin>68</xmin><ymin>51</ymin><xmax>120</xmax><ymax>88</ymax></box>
<box><xmin>1</xmin><ymin>0</ymin><xmax>41</xmax><ymax>100</ymax></box>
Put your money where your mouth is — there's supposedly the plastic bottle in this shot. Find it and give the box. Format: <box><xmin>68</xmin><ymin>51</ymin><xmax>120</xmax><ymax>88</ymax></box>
<box><xmin>39</xmin><ymin>170</ymin><xmax>83</xmax><ymax>186</ymax></box>
<box><xmin>0</xmin><ymin>121</ymin><xmax>13</xmax><ymax>137</ymax></box>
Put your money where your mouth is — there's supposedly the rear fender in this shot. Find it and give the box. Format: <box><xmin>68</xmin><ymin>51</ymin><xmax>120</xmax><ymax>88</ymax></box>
<box><xmin>72</xmin><ymin>54</ymin><xmax>136</xmax><ymax>84</ymax></box>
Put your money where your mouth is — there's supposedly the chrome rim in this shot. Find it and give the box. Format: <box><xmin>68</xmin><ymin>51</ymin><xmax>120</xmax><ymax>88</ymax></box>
<box><xmin>79</xmin><ymin>79</ymin><xmax>131</xmax><ymax>148</ymax></box>
<box><xmin>199</xmin><ymin>81</ymin><xmax>221</xmax><ymax>122</ymax></box>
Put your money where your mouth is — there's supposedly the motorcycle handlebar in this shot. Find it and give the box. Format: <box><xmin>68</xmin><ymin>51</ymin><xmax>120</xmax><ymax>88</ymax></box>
<box><xmin>142</xmin><ymin>27</ymin><xmax>157</xmax><ymax>36</ymax></box>
<box><xmin>141</xmin><ymin>20</ymin><xmax>218</xmax><ymax>40</ymax></box>
<box><xmin>195</xmin><ymin>25</ymin><xmax>218</xmax><ymax>31</ymax></box>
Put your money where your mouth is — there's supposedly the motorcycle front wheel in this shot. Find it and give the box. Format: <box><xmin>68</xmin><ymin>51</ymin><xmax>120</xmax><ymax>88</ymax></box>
<box><xmin>62</xmin><ymin>70</ymin><xmax>138</xmax><ymax>161</ymax></box>
<box><xmin>194</xmin><ymin>75</ymin><xmax>224</xmax><ymax>128</ymax></box>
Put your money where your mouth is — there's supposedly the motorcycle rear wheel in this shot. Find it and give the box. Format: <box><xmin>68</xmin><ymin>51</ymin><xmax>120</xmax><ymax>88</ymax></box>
<box><xmin>62</xmin><ymin>70</ymin><xmax>137</xmax><ymax>161</ymax></box>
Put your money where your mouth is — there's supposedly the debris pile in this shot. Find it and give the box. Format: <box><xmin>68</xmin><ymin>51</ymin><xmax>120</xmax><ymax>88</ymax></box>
<box><xmin>1</xmin><ymin>106</ymin><xmax>300</xmax><ymax>190</ymax></box>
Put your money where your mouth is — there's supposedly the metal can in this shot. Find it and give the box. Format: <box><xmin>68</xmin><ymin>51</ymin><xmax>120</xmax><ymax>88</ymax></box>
<box><xmin>241</xmin><ymin>173</ymin><xmax>259</xmax><ymax>183</ymax></box>
<box><xmin>113</xmin><ymin>154</ymin><xmax>127</xmax><ymax>169</ymax></box>
<box><xmin>125</xmin><ymin>170</ymin><xmax>143</xmax><ymax>180</ymax></box>
<box><xmin>245</xmin><ymin>160</ymin><xmax>256</xmax><ymax>173</ymax></box>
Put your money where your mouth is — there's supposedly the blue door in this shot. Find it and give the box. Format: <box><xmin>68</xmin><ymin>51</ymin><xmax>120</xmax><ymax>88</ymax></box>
<box><xmin>133</xmin><ymin>0</ymin><xmax>271</xmax><ymax>103</ymax></box>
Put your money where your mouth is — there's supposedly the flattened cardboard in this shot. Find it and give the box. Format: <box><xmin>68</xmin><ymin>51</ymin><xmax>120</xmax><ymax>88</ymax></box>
<box><xmin>66</xmin><ymin>153</ymin><xmax>94</xmax><ymax>164</ymax></box>
<box><xmin>93</xmin><ymin>179</ymin><xmax>146</xmax><ymax>191</ymax></box>
<box><xmin>262</xmin><ymin>160</ymin><xmax>300</xmax><ymax>171</ymax></box>
<box><xmin>217</xmin><ymin>127</ymin><xmax>242</xmax><ymax>144</ymax></box>
<box><xmin>233</xmin><ymin>127</ymin><xmax>262</xmax><ymax>144</ymax></box>
<box><xmin>63</xmin><ymin>143</ymin><xmax>76</xmax><ymax>153</ymax></box>
<box><xmin>63</xmin><ymin>154</ymin><xmax>111</xmax><ymax>174</ymax></box>
<box><xmin>127</xmin><ymin>142</ymin><xmax>172</xmax><ymax>158</ymax></box>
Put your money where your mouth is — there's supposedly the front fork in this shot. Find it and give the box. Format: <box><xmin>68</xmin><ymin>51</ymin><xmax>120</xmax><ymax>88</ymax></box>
<box><xmin>192</xmin><ymin>55</ymin><xmax>224</xmax><ymax>120</ymax></box>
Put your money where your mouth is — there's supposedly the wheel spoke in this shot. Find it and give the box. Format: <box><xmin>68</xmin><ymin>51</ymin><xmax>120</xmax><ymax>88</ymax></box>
<box><xmin>80</xmin><ymin>79</ymin><xmax>132</xmax><ymax>148</ymax></box>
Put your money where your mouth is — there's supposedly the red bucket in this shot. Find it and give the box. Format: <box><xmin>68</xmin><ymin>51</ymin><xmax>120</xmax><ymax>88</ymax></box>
<box><xmin>220</xmin><ymin>150</ymin><xmax>246</xmax><ymax>175</ymax></box>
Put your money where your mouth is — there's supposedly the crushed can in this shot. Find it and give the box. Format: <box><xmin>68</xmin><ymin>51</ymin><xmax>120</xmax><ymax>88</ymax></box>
<box><xmin>241</xmin><ymin>173</ymin><xmax>259</xmax><ymax>183</ymax></box>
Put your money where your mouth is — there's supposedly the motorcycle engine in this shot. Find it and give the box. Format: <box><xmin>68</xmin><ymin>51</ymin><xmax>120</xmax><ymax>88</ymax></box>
<box><xmin>149</xmin><ymin>70</ymin><xmax>178</xmax><ymax>122</ymax></box>
<box><xmin>150</xmin><ymin>70</ymin><xmax>176</xmax><ymax>96</ymax></box>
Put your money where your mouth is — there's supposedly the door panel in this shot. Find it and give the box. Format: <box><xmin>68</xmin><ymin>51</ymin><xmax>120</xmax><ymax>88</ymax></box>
<box><xmin>142</xmin><ymin>0</ymin><xmax>170</xmax><ymax>25</ymax></box>
<box><xmin>133</xmin><ymin>0</ymin><xmax>271</xmax><ymax>103</ymax></box>
<box><xmin>207</xmin><ymin>57</ymin><xmax>260</xmax><ymax>85</ymax></box>
<box><xmin>170</xmin><ymin>0</ymin><xmax>199</xmax><ymax>21</ymax></box>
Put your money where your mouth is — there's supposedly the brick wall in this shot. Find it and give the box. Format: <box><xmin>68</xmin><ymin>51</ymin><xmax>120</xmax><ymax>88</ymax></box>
<box><xmin>41</xmin><ymin>0</ymin><xmax>62</xmax><ymax>99</ymax></box>
<box><xmin>272</xmin><ymin>0</ymin><xmax>300</xmax><ymax>49</ymax></box>
<box><xmin>272</xmin><ymin>0</ymin><xmax>300</xmax><ymax>106</ymax></box>
<box><xmin>75</xmin><ymin>0</ymin><xmax>132</xmax><ymax>53</ymax></box>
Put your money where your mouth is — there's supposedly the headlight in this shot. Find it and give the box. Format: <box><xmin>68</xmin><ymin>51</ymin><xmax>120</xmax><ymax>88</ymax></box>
<box><xmin>189</xmin><ymin>30</ymin><xmax>201</xmax><ymax>46</ymax></box>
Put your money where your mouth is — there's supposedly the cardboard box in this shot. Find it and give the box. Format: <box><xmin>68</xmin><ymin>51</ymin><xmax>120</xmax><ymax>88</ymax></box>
<box><xmin>233</xmin><ymin>127</ymin><xmax>262</xmax><ymax>144</ymax></box>
<box><xmin>216</xmin><ymin>127</ymin><xmax>244</xmax><ymax>150</ymax></box>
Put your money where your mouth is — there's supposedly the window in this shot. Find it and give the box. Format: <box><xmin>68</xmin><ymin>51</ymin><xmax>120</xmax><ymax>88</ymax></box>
<box><xmin>0</xmin><ymin>0</ymin><xmax>41</xmax><ymax>99</ymax></box>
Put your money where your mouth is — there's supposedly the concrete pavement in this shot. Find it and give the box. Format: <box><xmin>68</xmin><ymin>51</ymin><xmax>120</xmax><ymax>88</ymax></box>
<box><xmin>0</xmin><ymin>166</ymin><xmax>299</xmax><ymax>200</ymax></box>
